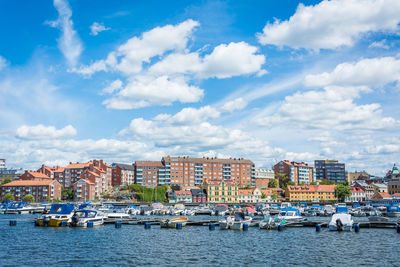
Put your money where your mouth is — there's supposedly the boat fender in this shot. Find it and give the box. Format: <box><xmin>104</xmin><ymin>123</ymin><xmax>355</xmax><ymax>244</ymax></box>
<box><xmin>87</xmin><ymin>221</ymin><xmax>94</xmax><ymax>228</ymax></box>
<box><xmin>243</xmin><ymin>223</ymin><xmax>249</xmax><ymax>231</ymax></box>
<box><xmin>144</xmin><ymin>222</ymin><xmax>151</xmax><ymax>229</ymax></box>
<box><xmin>9</xmin><ymin>220</ymin><xmax>17</xmax><ymax>226</ymax></box>
<box><xmin>176</xmin><ymin>223</ymin><xmax>183</xmax><ymax>229</ymax></box>
<box><xmin>397</xmin><ymin>224</ymin><xmax>400</xmax><ymax>234</ymax></box>
<box><xmin>115</xmin><ymin>221</ymin><xmax>122</xmax><ymax>228</ymax></box>
<box><xmin>354</xmin><ymin>223</ymin><xmax>360</xmax><ymax>233</ymax></box>
<box><xmin>209</xmin><ymin>223</ymin><xmax>215</xmax><ymax>230</ymax></box>
<box><xmin>316</xmin><ymin>224</ymin><xmax>321</xmax><ymax>232</ymax></box>
<box><xmin>277</xmin><ymin>224</ymin><xmax>283</xmax><ymax>231</ymax></box>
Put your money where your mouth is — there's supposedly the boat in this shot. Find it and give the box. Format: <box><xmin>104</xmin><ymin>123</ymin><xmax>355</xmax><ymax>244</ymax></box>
<box><xmin>37</xmin><ymin>203</ymin><xmax>75</xmax><ymax>227</ymax></box>
<box><xmin>4</xmin><ymin>201</ymin><xmax>34</xmax><ymax>214</ymax></box>
<box><xmin>0</xmin><ymin>201</ymin><xmax>13</xmax><ymax>214</ymax></box>
<box><xmin>368</xmin><ymin>210</ymin><xmax>389</xmax><ymax>222</ymax></box>
<box><xmin>259</xmin><ymin>211</ymin><xmax>287</xmax><ymax>230</ymax></box>
<box><xmin>219</xmin><ymin>215</ymin><xmax>234</xmax><ymax>230</ymax></box>
<box><xmin>322</xmin><ymin>205</ymin><xmax>334</xmax><ymax>216</ymax></box>
<box><xmin>386</xmin><ymin>205</ymin><xmax>400</xmax><ymax>217</ymax></box>
<box><xmin>328</xmin><ymin>206</ymin><xmax>353</xmax><ymax>231</ymax></box>
<box><xmin>70</xmin><ymin>209</ymin><xmax>106</xmax><ymax>227</ymax></box>
<box><xmin>277</xmin><ymin>207</ymin><xmax>303</xmax><ymax>221</ymax></box>
<box><xmin>160</xmin><ymin>217</ymin><xmax>189</xmax><ymax>228</ymax></box>
<box><xmin>231</xmin><ymin>212</ymin><xmax>252</xmax><ymax>230</ymax></box>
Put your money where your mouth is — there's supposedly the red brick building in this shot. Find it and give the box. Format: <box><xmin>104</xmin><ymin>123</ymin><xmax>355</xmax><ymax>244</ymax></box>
<box><xmin>134</xmin><ymin>161</ymin><xmax>165</xmax><ymax>186</ymax></box>
<box><xmin>1</xmin><ymin>179</ymin><xmax>62</xmax><ymax>201</ymax></box>
<box><xmin>19</xmin><ymin>171</ymin><xmax>51</xmax><ymax>181</ymax></box>
<box><xmin>111</xmin><ymin>163</ymin><xmax>135</xmax><ymax>186</ymax></box>
<box><xmin>190</xmin><ymin>189</ymin><xmax>207</xmax><ymax>203</ymax></box>
<box><xmin>73</xmin><ymin>179</ymin><xmax>95</xmax><ymax>202</ymax></box>
<box><xmin>274</xmin><ymin>160</ymin><xmax>315</xmax><ymax>185</ymax></box>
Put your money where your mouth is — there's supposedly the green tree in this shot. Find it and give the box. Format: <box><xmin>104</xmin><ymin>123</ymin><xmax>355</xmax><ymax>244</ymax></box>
<box><xmin>310</xmin><ymin>182</ymin><xmax>317</xmax><ymax>185</ymax></box>
<box><xmin>46</xmin><ymin>196</ymin><xmax>52</xmax><ymax>202</ymax></box>
<box><xmin>1</xmin><ymin>177</ymin><xmax>12</xmax><ymax>185</ymax></box>
<box><xmin>287</xmin><ymin>181</ymin><xmax>295</xmax><ymax>186</ymax></box>
<box><xmin>276</xmin><ymin>173</ymin><xmax>290</xmax><ymax>189</ymax></box>
<box><xmin>23</xmin><ymin>194</ymin><xmax>35</xmax><ymax>202</ymax></box>
<box><xmin>61</xmin><ymin>188</ymin><xmax>74</xmax><ymax>200</ymax></box>
<box><xmin>261</xmin><ymin>193</ymin><xmax>267</xmax><ymax>199</ymax></box>
<box><xmin>4</xmin><ymin>193</ymin><xmax>14</xmax><ymax>201</ymax></box>
<box><xmin>335</xmin><ymin>184</ymin><xmax>351</xmax><ymax>202</ymax></box>
<box><xmin>271</xmin><ymin>192</ymin><xmax>278</xmax><ymax>200</ymax></box>
<box><xmin>268</xmin><ymin>179</ymin><xmax>278</xmax><ymax>188</ymax></box>
<box><xmin>319</xmin><ymin>179</ymin><xmax>336</xmax><ymax>185</ymax></box>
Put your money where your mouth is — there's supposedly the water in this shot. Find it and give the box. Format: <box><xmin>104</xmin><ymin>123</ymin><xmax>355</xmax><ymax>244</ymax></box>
<box><xmin>0</xmin><ymin>214</ymin><xmax>399</xmax><ymax>267</ymax></box>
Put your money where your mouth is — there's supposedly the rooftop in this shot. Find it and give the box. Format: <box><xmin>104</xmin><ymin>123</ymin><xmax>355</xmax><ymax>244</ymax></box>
<box><xmin>162</xmin><ymin>156</ymin><xmax>254</xmax><ymax>165</ymax></box>
<box><xmin>1</xmin><ymin>179</ymin><xmax>56</xmax><ymax>186</ymax></box>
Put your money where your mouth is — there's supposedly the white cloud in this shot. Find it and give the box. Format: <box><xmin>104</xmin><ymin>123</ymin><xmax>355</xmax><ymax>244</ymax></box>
<box><xmin>90</xmin><ymin>22</ymin><xmax>110</xmax><ymax>36</ymax></box>
<box><xmin>149</xmin><ymin>42</ymin><xmax>265</xmax><ymax>79</ymax></box>
<box><xmin>257</xmin><ymin>0</ymin><xmax>400</xmax><ymax>50</ymax></box>
<box><xmin>47</xmin><ymin>0</ymin><xmax>83</xmax><ymax>66</ymax></box>
<box><xmin>221</xmin><ymin>98</ymin><xmax>248</xmax><ymax>113</ymax></box>
<box><xmin>369</xmin><ymin>39</ymin><xmax>390</xmax><ymax>49</ymax></box>
<box><xmin>304</xmin><ymin>57</ymin><xmax>400</xmax><ymax>88</ymax></box>
<box><xmin>16</xmin><ymin>124</ymin><xmax>77</xmax><ymax>140</ymax></box>
<box><xmin>103</xmin><ymin>75</ymin><xmax>204</xmax><ymax>109</ymax></box>
<box><xmin>102</xmin><ymin>79</ymin><xmax>123</xmax><ymax>94</ymax></box>
<box><xmin>0</xmin><ymin>55</ymin><xmax>8</xmax><ymax>70</ymax></box>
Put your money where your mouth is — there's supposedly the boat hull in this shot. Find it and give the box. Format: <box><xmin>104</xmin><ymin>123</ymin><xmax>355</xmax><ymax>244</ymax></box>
<box><xmin>328</xmin><ymin>224</ymin><xmax>352</xmax><ymax>231</ymax></box>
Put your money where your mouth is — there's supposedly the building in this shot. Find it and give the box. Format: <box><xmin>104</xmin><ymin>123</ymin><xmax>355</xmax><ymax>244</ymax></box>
<box><xmin>285</xmin><ymin>185</ymin><xmax>337</xmax><ymax>202</ymax></box>
<box><xmin>73</xmin><ymin>179</ymin><xmax>95</xmax><ymax>202</ymax></box>
<box><xmin>163</xmin><ymin>156</ymin><xmax>255</xmax><ymax>187</ymax></box>
<box><xmin>353</xmin><ymin>181</ymin><xmax>374</xmax><ymax>200</ymax></box>
<box><xmin>111</xmin><ymin>163</ymin><xmax>135</xmax><ymax>186</ymax></box>
<box><xmin>37</xmin><ymin>165</ymin><xmax>65</xmax><ymax>187</ymax></box>
<box><xmin>207</xmin><ymin>179</ymin><xmax>238</xmax><ymax>203</ymax></box>
<box><xmin>314</xmin><ymin>160</ymin><xmax>346</xmax><ymax>183</ymax></box>
<box><xmin>371</xmin><ymin>183</ymin><xmax>388</xmax><ymax>194</ymax></box>
<box><xmin>347</xmin><ymin>171</ymin><xmax>370</xmax><ymax>184</ymax></box>
<box><xmin>274</xmin><ymin>160</ymin><xmax>315</xmax><ymax>185</ymax></box>
<box><xmin>19</xmin><ymin>171</ymin><xmax>51</xmax><ymax>181</ymax></box>
<box><xmin>371</xmin><ymin>192</ymin><xmax>392</xmax><ymax>200</ymax></box>
<box><xmin>190</xmin><ymin>189</ymin><xmax>207</xmax><ymax>203</ymax></box>
<box><xmin>388</xmin><ymin>179</ymin><xmax>400</xmax><ymax>195</ymax></box>
<box><xmin>173</xmin><ymin>190</ymin><xmax>192</xmax><ymax>203</ymax></box>
<box><xmin>254</xmin><ymin>168</ymin><xmax>275</xmax><ymax>188</ymax></box>
<box><xmin>134</xmin><ymin>161</ymin><xmax>165</xmax><ymax>186</ymax></box>
<box><xmin>0</xmin><ymin>167</ymin><xmax>23</xmax><ymax>184</ymax></box>
<box><xmin>345</xmin><ymin>187</ymin><xmax>366</xmax><ymax>202</ymax></box>
<box><xmin>0</xmin><ymin>159</ymin><xmax>6</xmax><ymax>169</ymax></box>
<box><xmin>0</xmin><ymin>179</ymin><xmax>61</xmax><ymax>201</ymax></box>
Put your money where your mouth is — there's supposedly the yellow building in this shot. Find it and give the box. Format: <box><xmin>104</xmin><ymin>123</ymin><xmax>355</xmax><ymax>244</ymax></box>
<box><xmin>286</xmin><ymin>185</ymin><xmax>337</xmax><ymax>202</ymax></box>
<box><xmin>207</xmin><ymin>179</ymin><xmax>238</xmax><ymax>203</ymax></box>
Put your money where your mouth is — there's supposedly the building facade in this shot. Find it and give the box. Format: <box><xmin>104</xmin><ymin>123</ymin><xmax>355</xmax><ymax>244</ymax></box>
<box><xmin>73</xmin><ymin>179</ymin><xmax>95</xmax><ymax>202</ymax></box>
<box><xmin>0</xmin><ymin>167</ymin><xmax>23</xmax><ymax>184</ymax></box>
<box><xmin>285</xmin><ymin>185</ymin><xmax>337</xmax><ymax>202</ymax></box>
<box><xmin>173</xmin><ymin>190</ymin><xmax>193</xmax><ymax>203</ymax></box>
<box><xmin>388</xmin><ymin>179</ymin><xmax>400</xmax><ymax>195</ymax></box>
<box><xmin>0</xmin><ymin>159</ymin><xmax>6</xmax><ymax>169</ymax></box>
<box><xmin>0</xmin><ymin>179</ymin><xmax>61</xmax><ymax>201</ymax></box>
<box><xmin>190</xmin><ymin>189</ymin><xmax>207</xmax><ymax>203</ymax></box>
<box><xmin>111</xmin><ymin>163</ymin><xmax>135</xmax><ymax>186</ymax></box>
<box><xmin>353</xmin><ymin>181</ymin><xmax>375</xmax><ymax>200</ymax></box>
<box><xmin>134</xmin><ymin>161</ymin><xmax>165</xmax><ymax>187</ymax></box>
<box><xmin>345</xmin><ymin>187</ymin><xmax>366</xmax><ymax>202</ymax></box>
<box><xmin>274</xmin><ymin>160</ymin><xmax>315</xmax><ymax>185</ymax></box>
<box><xmin>314</xmin><ymin>160</ymin><xmax>346</xmax><ymax>182</ymax></box>
<box><xmin>207</xmin><ymin>179</ymin><xmax>238</xmax><ymax>203</ymax></box>
<box><xmin>254</xmin><ymin>168</ymin><xmax>275</xmax><ymax>188</ymax></box>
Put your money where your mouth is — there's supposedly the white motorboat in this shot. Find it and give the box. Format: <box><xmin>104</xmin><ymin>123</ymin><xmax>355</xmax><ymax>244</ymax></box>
<box><xmin>368</xmin><ymin>210</ymin><xmax>389</xmax><ymax>222</ymax></box>
<box><xmin>329</xmin><ymin>206</ymin><xmax>353</xmax><ymax>231</ymax></box>
<box><xmin>231</xmin><ymin>212</ymin><xmax>252</xmax><ymax>230</ymax></box>
<box><xmin>277</xmin><ymin>208</ymin><xmax>303</xmax><ymax>221</ymax></box>
<box><xmin>4</xmin><ymin>202</ymin><xmax>34</xmax><ymax>214</ymax></box>
<box><xmin>104</xmin><ymin>209</ymin><xmax>130</xmax><ymax>219</ymax></box>
<box><xmin>37</xmin><ymin>203</ymin><xmax>76</xmax><ymax>227</ymax></box>
<box><xmin>70</xmin><ymin>209</ymin><xmax>105</xmax><ymax>227</ymax></box>
<box><xmin>219</xmin><ymin>216</ymin><xmax>234</xmax><ymax>230</ymax></box>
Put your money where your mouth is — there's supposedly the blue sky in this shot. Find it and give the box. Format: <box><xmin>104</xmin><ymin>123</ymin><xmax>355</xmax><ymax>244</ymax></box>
<box><xmin>0</xmin><ymin>0</ymin><xmax>399</xmax><ymax>175</ymax></box>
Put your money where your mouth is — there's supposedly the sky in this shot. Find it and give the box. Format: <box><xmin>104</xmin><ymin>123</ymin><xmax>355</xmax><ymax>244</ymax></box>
<box><xmin>0</xmin><ymin>0</ymin><xmax>399</xmax><ymax>175</ymax></box>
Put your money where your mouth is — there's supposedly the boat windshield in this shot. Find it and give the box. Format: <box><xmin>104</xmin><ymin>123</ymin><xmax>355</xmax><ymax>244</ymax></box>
<box><xmin>75</xmin><ymin>211</ymin><xmax>97</xmax><ymax>218</ymax></box>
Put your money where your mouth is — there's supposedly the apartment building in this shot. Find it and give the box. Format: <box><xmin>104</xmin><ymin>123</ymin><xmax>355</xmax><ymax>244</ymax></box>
<box><xmin>111</xmin><ymin>163</ymin><xmax>135</xmax><ymax>186</ymax></box>
<box><xmin>315</xmin><ymin>160</ymin><xmax>346</xmax><ymax>183</ymax></box>
<box><xmin>254</xmin><ymin>168</ymin><xmax>275</xmax><ymax>188</ymax></box>
<box><xmin>73</xmin><ymin>178</ymin><xmax>95</xmax><ymax>202</ymax></box>
<box><xmin>207</xmin><ymin>179</ymin><xmax>239</xmax><ymax>203</ymax></box>
<box><xmin>285</xmin><ymin>185</ymin><xmax>337</xmax><ymax>201</ymax></box>
<box><xmin>274</xmin><ymin>160</ymin><xmax>315</xmax><ymax>185</ymax></box>
<box><xmin>0</xmin><ymin>179</ymin><xmax>61</xmax><ymax>201</ymax></box>
<box><xmin>134</xmin><ymin>161</ymin><xmax>165</xmax><ymax>186</ymax></box>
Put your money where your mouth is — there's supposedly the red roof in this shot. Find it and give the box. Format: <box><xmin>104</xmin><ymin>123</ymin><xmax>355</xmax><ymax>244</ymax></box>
<box><xmin>26</xmin><ymin>171</ymin><xmax>51</xmax><ymax>179</ymax></box>
<box><xmin>351</xmin><ymin>187</ymin><xmax>364</xmax><ymax>193</ymax></box>
<box><xmin>1</xmin><ymin>180</ymin><xmax>56</xmax><ymax>186</ymax></box>
<box><xmin>175</xmin><ymin>190</ymin><xmax>192</xmax><ymax>197</ymax></box>
<box><xmin>206</xmin><ymin>179</ymin><xmax>237</xmax><ymax>186</ymax></box>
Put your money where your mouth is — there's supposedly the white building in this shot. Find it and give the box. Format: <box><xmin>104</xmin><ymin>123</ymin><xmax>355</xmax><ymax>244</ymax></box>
<box><xmin>345</xmin><ymin>187</ymin><xmax>366</xmax><ymax>202</ymax></box>
<box><xmin>254</xmin><ymin>168</ymin><xmax>274</xmax><ymax>188</ymax></box>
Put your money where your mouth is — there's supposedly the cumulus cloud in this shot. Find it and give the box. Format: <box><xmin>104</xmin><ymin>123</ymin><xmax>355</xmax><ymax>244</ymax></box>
<box><xmin>103</xmin><ymin>75</ymin><xmax>204</xmax><ymax>109</ymax></box>
<box><xmin>90</xmin><ymin>22</ymin><xmax>110</xmax><ymax>36</ymax></box>
<box><xmin>0</xmin><ymin>55</ymin><xmax>8</xmax><ymax>71</ymax></box>
<box><xmin>257</xmin><ymin>0</ymin><xmax>400</xmax><ymax>50</ymax></box>
<box><xmin>102</xmin><ymin>79</ymin><xmax>123</xmax><ymax>94</ymax></box>
<box><xmin>72</xmin><ymin>20</ymin><xmax>265</xmax><ymax>109</ymax></box>
<box><xmin>16</xmin><ymin>124</ymin><xmax>77</xmax><ymax>140</ymax></box>
<box><xmin>304</xmin><ymin>57</ymin><xmax>400</xmax><ymax>88</ymax></box>
<box><xmin>47</xmin><ymin>0</ymin><xmax>83</xmax><ymax>66</ymax></box>
<box><xmin>221</xmin><ymin>98</ymin><xmax>248</xmax><ymax>113</ymax></box>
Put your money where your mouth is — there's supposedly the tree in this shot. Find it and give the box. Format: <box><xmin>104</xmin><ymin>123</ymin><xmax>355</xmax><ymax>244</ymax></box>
<box><xmin>271</xmin><ymin>192</ymin><xmax>278</xmax><ymax>200</ymax></box>
<box><xmin>23</xmin><ymin>194</ymin><xmax>35</xmax><ymax>202</ymax></box>
<box><xmin>1</xmin><ymin>177</ymin><xmax>12</xmax><ymax>185</ymax></box>
<box><xmin>61</xmin><ymin>188</ymin><xmax>74</xmax><ymax>200</ymax></box>
<box><xmin>261</xmin><ymin>193</ymin><xmax>267</xmax><ymax>199</ymax></box>
<box><xmin>268</xmin><ymin>179</ymin><xmax>278</xmax><ymax>188</ymax></box>
<box><xmin>4</xmin><ymin>193</ymin><xmax>14</xmax><ymax>201</ymax></box>
<box><xmin>276</xmin><ymin>173</ymin><xmax>290</xmax><ymax>189</ymax></box>
<box><xmin>319</xmin><ymin>179</ymin><xmax>336</xmax><ymax>185</ymax></box>
<box><xmin>287</xmin><ymin>181</ymin><xmax>295</xmax><ymax>186</ymax></box>
<box><xmin>310</xmin><ymin>182</ymin><xmax>317</xmax><ymax>185</ymax></box>
<box><xmin>335</xmin><ymin>184</ymin><xmax>351</xmax><ymax>202</ymax></box>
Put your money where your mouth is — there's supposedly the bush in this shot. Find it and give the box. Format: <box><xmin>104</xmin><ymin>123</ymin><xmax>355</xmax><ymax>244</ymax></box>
<box><xmin>4</xmin><ymin>193</ymin><xmax>14</xmax><ymax>201</ymax></box>
<box><xmin>23</xmin><ymin>194</ymin><xmax>35</xmax><ymax>202</ymax></box>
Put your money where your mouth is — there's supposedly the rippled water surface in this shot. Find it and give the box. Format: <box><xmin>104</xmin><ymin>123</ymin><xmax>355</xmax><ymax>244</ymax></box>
<box><xmin>0</xmin><ymin>214</ymin><xmax>399</xmax><ymax>266</ymax></box>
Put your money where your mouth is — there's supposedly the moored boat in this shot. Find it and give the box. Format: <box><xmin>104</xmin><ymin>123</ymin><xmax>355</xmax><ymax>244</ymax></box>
<box><xmin>329</xmin><ymin>206</ymin><xmax>353</xmax><ymax>231</ymax></box>
<box><xmin>277</xmin><ymin>207</ymin><xmax>303</xmax><ymax>221</ymax></box>
<box><xmin>70</xmin><ymin>209</ymin><xmax>105</xmax><ymax>227</ymax></box>
<box><xmin>37</xmin><ymin>203</ymin><xmax>75</xmax><ymax>227</ymax></box>
<box><xmin>160</xmin><ymin>217</ymin><xmax>189</xmax><ymax>228</ymax></box>
<box><xmin>4</xmin><ymin>201</ymin><xmax>34</xmax><ymax>214</ymax></box>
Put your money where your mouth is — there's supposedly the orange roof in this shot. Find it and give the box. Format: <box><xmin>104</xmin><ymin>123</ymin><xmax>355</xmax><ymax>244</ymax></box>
<box><xmin>93</xmin><ymin>166</ymin><xmax>106</xmax><ymax>173</ymax></box>
<box><xmin>206</xmin><ymin>179</ymin><xmax>237</xmax><ymax>186</ymax></box>
<box><xmin>279</xmin><ymin>160</ymin><xmax>312</xmax><ymax>168</ymax></box>
<box><xmin>27</xmin><ymin>171</ymin><xmax>51</xmax><ymax>179</ymax></box>
<box><xmin>135</xmin><ymin>161</ymin><xmax>164</xmax><ymax>167</ymax></box>
<box><xmin>287</xmin><ymin>185</ymin><xmax>318</xmax><ymax>192</ymax></box>
<box><xmin>75</xmin><ymin>179</ymin><xmax>94</xmax><ymax>185</ymax></box>
<box><xmin>318</xmin><ymin>185</ymin><xmax>336</xmax><ymax>192</ymax></box>
<box><xmin>88</xmin><ymin>171</ymin><xmax>100</xmax><ymax>177</ymax></box>
<box><xmin>1</xmin><ymin>180</ymin><xmax>56</xmax><ymax>186</ymax></box>
<box><xmin>65</xmin><ymin>162</ymin><xmax>89</xmax><ymax>169</ymax></box>
<box><xmin>260</xmin><ymin>189</ymin><xmax>272</xmax><ymax>195</ymax></box>
<box><xmin>175</xmin><ymin>190</ymin><xmax>192</xmax><ymax>196</ymax></box>
<box><xmin>378</xmin><ymin>192</ymin><xmax>391</xmax><ymax>198</ymax></box>
<box><xmin>351</xmin><ymin>187</ymin><xmax>364</xmax><ymax>193</ymax></box>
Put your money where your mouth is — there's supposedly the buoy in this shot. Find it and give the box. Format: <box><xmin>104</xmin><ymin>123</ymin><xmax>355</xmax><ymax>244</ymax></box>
<box><xmin>176</xmin><ymin>223</ymin><xmax>182</xmax><ymax>229</ymax></box>
<box><xmin>87</xmin><ymin>221</ymin><xmax>94</xmax><ymax>228</ymax></box>
<box><xmin>396</xmin><ymin>224</ymin><xmax>400</xmax><ymax>234</ymax></box>
<box><xmin>277</xmin><ymin>224</ymin><xmax>283</xmax><ymax>231</ymax></box>
<box><xmin>60</xmin><ymin>221</ymin><xmax>68</xmax><ymax>227</ymax></box>
<box><xmin>243</xmin><ymin>223</ymin><xmax>249</xmax><ymax>231</ymax></box>
<box><xmin>115</xmin><ymin>221</ymin><xmax>122</xmax><ymax>228</ymax></box>
<box><xmin>354</xmin><ymin>223</ymin><xmax>360</xmax><ymax>233</ymax></box>
<box><xmin>144</xmin><ymin>222</ymin><xmax>151</xmax><ymax>229</ymax></box>
<box><xmin>209</xmin><ymin>223</ymin><xmax>215</xmax><ymax>230</ymax></box>
<box><xmin>9</xmin><ymin>220</ymin><xmax>17</xmax><ymax>226</ymax></box>
<box><xmin>316</xmin><ymin>224</ymin><xmax>321</xmax><ymax>232</ymax></box>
